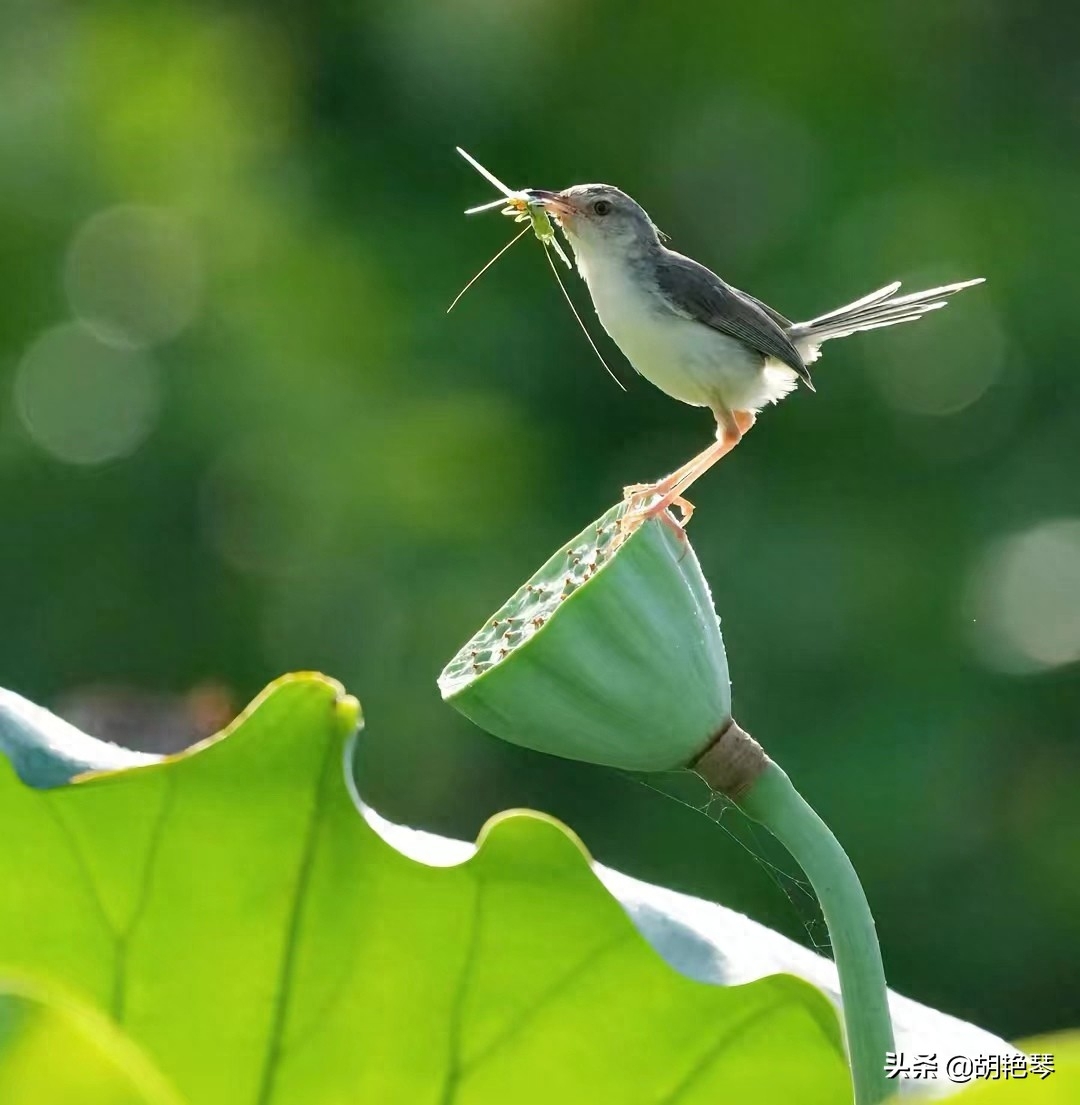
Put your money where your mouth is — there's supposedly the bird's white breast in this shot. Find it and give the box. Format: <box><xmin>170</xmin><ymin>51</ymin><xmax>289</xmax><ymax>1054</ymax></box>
<box><xmin>572</xmin><ymin>243</ymin><xmax>779</xmax><ymax>412</ymax></box>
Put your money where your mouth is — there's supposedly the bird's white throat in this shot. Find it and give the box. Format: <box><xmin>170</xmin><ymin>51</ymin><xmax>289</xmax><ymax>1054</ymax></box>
<box><xmin>561</xmin><ymin>233</ymin><xmax>657</xmax><ymax>332</ymax></box>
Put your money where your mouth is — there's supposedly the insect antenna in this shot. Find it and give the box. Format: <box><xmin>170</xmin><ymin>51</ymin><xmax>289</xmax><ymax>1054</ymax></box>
<box><xmin>541</xmin><ymin>243</ymin><xmax>626</xmax><ymax>391</ymax></box>
<box><xmin>446</xmin><ymin>226</ymin><xmax>530</xmax><ymax>314</ymax></box>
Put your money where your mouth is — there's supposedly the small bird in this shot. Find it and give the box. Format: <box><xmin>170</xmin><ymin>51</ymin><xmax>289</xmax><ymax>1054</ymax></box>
<box><xmin>527</xmin><ymin>184</ymin><xmax>983</xmax><ymax>526</ymax></box>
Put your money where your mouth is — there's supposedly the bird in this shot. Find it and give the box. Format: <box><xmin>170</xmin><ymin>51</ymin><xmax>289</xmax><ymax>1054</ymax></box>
<box><xmin>526</xmin><ymin>184</ymin><xmax>984</xmax><ymax>527</ymax></box>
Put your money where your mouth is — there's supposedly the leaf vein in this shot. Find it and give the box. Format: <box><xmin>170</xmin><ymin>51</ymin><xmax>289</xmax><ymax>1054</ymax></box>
<box><xmin>655</xmin><ymin>1001</ymin><xmax>782</xmax><ymax>1105</ymax></box>
<box><xmin>437</xmin><ymin>877</ymin><xmax>484</xmax><ymax>1105</ymax></box>
<box><xmin>459</xmin><ymin>929</ymin><xmax>633</xmax><ymax>1080</ymax></box>
<box><xmin>44</xmin><ymin>798</ymin><xmax>122</xmax><ymax>1017</ymax></box>
<box><xmin>254</xmin><ymin>723</ymin><xmax>336</xmax><ymax>1105</ymax></box>
<box><xmin>113</xmin><ymin>776</ymin><xmax>175</xmax><ymax>1024</ymax></box>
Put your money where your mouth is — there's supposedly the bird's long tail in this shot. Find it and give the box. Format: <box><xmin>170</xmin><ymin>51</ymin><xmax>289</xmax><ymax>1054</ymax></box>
<box><xmin>790</xmin><ymin>278</ymin><xmax>984</xmax><ymax>363</ymax></box>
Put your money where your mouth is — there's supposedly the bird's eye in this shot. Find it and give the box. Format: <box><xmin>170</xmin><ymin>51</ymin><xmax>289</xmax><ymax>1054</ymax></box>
<box><xmin>592</xmin><ymin>199</ymin><xmax>612</xmax><ymax>216</ymax></box>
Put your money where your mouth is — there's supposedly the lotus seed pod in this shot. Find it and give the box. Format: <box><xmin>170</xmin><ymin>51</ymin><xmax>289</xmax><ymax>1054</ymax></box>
<box><xmin>439</xmin><ymin>504</ymin><xmax>731</xmax><ymax>772</ymax></box>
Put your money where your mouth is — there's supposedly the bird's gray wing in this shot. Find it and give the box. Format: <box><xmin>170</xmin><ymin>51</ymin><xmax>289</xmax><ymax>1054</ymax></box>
<box><xmin>739</xmin><ymin>289</ymin><xmax>793</xmax><ymax>330</ymax></box>
<box><xmin>654</xmin><ymin>252</ymin><xmax>812</xmax><ymax>386</ymax></box>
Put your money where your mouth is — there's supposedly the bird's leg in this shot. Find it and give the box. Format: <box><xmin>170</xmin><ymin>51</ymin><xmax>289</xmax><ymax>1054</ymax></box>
<box><xmin>620</xmin><ymin>410</ymin><xmax>755</xmax><ymax>533</ymax></box>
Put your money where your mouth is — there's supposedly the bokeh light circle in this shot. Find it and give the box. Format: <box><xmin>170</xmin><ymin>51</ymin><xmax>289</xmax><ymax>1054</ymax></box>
<box><xmin>966</xmin><ymin>518</ymin><xmax>1080</xmax><ymax>673</ymax></box>
<box><xmin>867</xmin><ymin>294</ymin><xmax>1005</xmax><ymax>417</ymax></box>
<box><xmin>63</xmin><ymin>205</ymin><xmax>203</xmax><ymax>348</ymax></box>
<box><xmin>14</xmin><ymin>322</ymin><xmax>162</xmax><ymax>465</ymax></box>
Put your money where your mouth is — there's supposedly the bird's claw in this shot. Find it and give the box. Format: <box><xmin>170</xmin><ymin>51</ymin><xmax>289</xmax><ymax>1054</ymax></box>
<box><xmin>618</xmin><ymin>484</ymin><xmax>695</xmax><ymax>541</ymax></box>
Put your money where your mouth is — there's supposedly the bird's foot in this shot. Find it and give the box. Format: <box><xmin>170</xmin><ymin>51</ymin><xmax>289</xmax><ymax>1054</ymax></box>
<box><xmin>619</xmin><ymin>481</ymin><xmax>695</xmax><ymax>540</ymax></box>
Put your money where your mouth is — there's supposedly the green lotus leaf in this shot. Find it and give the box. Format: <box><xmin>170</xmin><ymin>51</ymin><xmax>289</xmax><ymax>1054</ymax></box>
<box><xmin>0</xmin><ymin>674</ymin><xmax>847</xmax><ymax>1104</ymax></box>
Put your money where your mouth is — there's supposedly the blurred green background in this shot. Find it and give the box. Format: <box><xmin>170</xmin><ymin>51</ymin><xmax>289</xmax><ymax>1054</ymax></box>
<box><xmin>1</xmin><ymin>0</ymin><xmax>1077</xmax><ymax>1042</ymax></box>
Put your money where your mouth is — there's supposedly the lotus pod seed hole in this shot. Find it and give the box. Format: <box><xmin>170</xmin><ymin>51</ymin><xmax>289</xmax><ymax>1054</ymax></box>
<box><xmin>439</xmin><ymin>502</ymin><xmax>668</xmax><ymax>697</ymax></box>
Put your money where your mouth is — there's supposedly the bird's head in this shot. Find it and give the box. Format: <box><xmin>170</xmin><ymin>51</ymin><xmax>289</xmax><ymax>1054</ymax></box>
<box><xmin>528</xmin><ymin>184</ymin><xmax>663</xmax><ymax>261</ymax></box>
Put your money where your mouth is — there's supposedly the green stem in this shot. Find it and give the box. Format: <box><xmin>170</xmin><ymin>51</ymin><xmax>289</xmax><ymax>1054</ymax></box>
<box><xmin>737</xmin><ymin>760</ymin><xmax>894</xmax><ymax>1105</ymax></box>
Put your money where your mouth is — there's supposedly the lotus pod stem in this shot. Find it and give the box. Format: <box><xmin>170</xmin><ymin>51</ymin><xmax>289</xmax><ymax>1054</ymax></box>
<box><xmin>697</xmin><ymin>742</ymin><xmax>895</xmax><ymax>1105</ymax></box>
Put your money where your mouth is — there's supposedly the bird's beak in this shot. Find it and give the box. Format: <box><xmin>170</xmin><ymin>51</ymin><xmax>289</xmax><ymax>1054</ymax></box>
<box><xmin>526</xmin><ymin>189</ymin><xmax>577</xmax><ymax>219</ymax></box>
